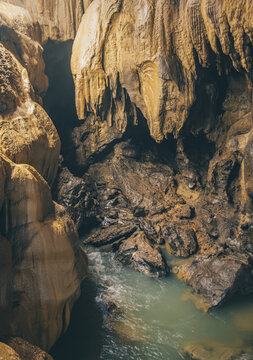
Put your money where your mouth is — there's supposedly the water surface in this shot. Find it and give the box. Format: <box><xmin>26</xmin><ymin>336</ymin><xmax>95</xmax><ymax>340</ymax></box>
<box><xmin>51</xmin><ymin>247</ymin><xmax>253</xmax><ymax>359</ymax></box>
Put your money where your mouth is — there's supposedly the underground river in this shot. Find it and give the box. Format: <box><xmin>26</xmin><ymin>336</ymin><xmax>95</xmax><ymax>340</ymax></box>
<box><xmin>51</xmin><ymin>246</ymin><xmax>253</xmax><ymax>360</ymax></box>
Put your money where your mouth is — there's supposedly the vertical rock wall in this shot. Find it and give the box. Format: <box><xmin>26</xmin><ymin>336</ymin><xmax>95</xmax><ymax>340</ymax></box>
<box><xmin>68</xmin><ymin>0</ymin><xmax>253</xmax><ymax>309</ymax></box>
<box><xmin>0</xmin><ymin>1</ymin><xmax>87</xmax><ymax>351</ymax></box>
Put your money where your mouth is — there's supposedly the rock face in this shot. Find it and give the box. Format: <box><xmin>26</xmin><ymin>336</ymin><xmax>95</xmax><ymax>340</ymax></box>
<box><xmin>72</xmin><ymin>0</ymin><xmax>253</xmax><ymax>142</ymax></box>
<box><xmin>1</xmin><ymin>0</ymin><xmax>86</xmax><ymax>43</ymax></box>
<box><xmin>53</xmin><ymin>163</ymin><xmax>96</xmax><ymax>232</ymax></box>
<box><xmin>0</xmin><ymin>338</ymin><xmax>54</xmax><ymax>360</ymax></box>
<box><xmin>175</xmin><ymin>255</ymin><xmax>252</xmax><ymax>308</ymax></box>
<box><xmin>181</xmin><ymin>339</ymin><xmax>253</xmax><ymax>360</ymax></box>
<box><xmin>0</xmin><ymin>3</ymin><xmax>87</xmax><ymax>351</ymax></box>
<box><xmin>69</xmin><ymin>0</ymin><xmax>253</xmax><ymax>308</ymax></box>
<box><xmin>115</xmin><ymin>231</ymin><xmax>168</xmax><ymax>278</ymax></box>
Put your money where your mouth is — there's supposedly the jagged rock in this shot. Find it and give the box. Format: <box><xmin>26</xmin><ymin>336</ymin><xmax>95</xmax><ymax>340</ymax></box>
<box><xmin>181</xmin><ymin>340</ymin><xmax>253</xmax><ymax>360</ymax></box>
<box><xmin>175</xmin><ymin>255</ymin><xmax>253</xmax><ymax>309</ymax></box>
<box><xmin>0</xmin><ymin>0</ymin><xmax>85</xmax><ymax>43</ymax></box>
<box><xmin>72</xmin><ymin>0</ymin><xmax>253</xmax><ymax>144</ymax></box>
<box><xmin>0</xmin><ymin>40</ymin><xmax>60</xmax><ymax>186</ymax></box>
<box><xmin>83</xmin><ymin>223</ymin><xmax>137</xmax><ymax>247</ymax></box>
<box><xmin>53</xmin><ymin>165</ymin><xmax>96</xmax><ymax>231</ymax></box>
<box><xmin>2</xmin><ymin>338</ymin><xmax>54</xmax><ymax>360</ymax></box>
<box><xmin>164</xmin><ymin>225</ymin><xmax>198</xmax><ymax>258</ymax></box>
<box><xmin>0</xmin><ymin>155</ymin><xmax>87</xmax><ymax>350</ymax></box>
<box><xmin>0</xmin><ymin>8</ymin><xmax>88</xmax><ymax>351</ymax></box>
<box><xmin>115</xmin><ymin>231</ymin><xmax>169</xmax><ymax>278</ymax></box>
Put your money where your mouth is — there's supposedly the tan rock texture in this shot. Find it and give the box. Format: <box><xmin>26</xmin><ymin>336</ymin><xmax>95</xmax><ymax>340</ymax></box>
<box><xmin>1</xmin><ymin>0</ymin><xmax>86</xmax><ymax>43</ymax></box>
<box><xmin>69</xmin><ymin>0</ymin><xmax>253</xmax><ymax>309</ymax></box>
<box><xmin>1</xmin><ymin>338</ymin><xmax>54</xmax><ymax>360</ymax></box>
<box><xmin>0</xmin><ymin>41</ymin><xmax>59</xmax><ymax>185</ymax></box>
<box><xmin>72</xmin><ymin>0</ymin><xmax>253</xmax><ymax>143</ymax></box>
<box><xmin>0</xmin><ymin>3</ymin><xmax>87</xmax><ymax>351</ymax></box>
<box><xmin>0</xmin><ymin>154</ymin><xmax>87</xmax><ymax>351</ymax></box>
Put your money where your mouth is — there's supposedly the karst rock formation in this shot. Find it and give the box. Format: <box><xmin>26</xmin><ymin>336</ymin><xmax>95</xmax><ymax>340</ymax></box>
<box><xmin>71</xmin><ymin>0</ymin><xmax>253</xmax><ymax>309</ymax></box>
<box><xmin>0</xmin><ymin>0</ymin><xmax>87</xmax><ymax>352</ymax></box>
<box><xmin>0</xmin><ymin>0</ymin><xmax>253</xmax><ymax>353</ymax></box>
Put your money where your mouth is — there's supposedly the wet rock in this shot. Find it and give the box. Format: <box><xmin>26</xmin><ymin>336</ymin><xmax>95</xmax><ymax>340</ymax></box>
<box><xmin>175</xmin><ymin>255</ymin><xmax>253</xmax><ymax>308</ymax></box>
<box><xmin>174</xmin><ymin>205</ymin><xmax>195</xmax><ymax>220</ymax></box>
<box><xmin>2</xmin><ymin>337</ymin><xmax>54</xmax><ymax>360</ymax></box>
<box><xmin>53</xmin><ymin>164</ymin><xmax>96</xmax><ymax>231</ymax></box>
<box><xmin>109</xmin><ymin>316</ymin><xmax>146</xmax><ymax>342</ymax></box>
<box><xmin>83</xmin><ymin>223</ymin><xmax>137</xmax><ymax>247</ymax></box>
<box><xmin>163</xmin><ymin>225</ymin><xmax>198</xmax><ymax>258</ymax></box>
<box><xmin>181</xmin><ymin>340</ymin><xmax>253</xmax><ymax>360</ymax></box>
<box><xmin>115</xmin><ymin>231</ymin><xmax>169</xmax><ymax>278</ymax></box>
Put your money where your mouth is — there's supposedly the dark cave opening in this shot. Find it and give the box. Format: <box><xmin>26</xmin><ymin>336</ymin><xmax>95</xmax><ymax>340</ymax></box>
<box><xmin>183</xmin><ymin>132</ymin><xmax>215</xmax><ymax>166</ymax></box>
<box><xmin>125</xmin><ymin>108</ymin><xmax>177</xmax><ymax>166</ymax></box>
<box><xmin>43</xmin><ymin>40</ymin><xmax>83</xmax><ymax>172</ymax></box>
<box><xmin>183</xmin><ymin>62</ymin><xmax>229</xmax><ymax>137</ymax></box>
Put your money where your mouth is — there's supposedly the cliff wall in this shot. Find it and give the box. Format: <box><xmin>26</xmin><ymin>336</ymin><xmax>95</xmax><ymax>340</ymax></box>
<box><xmin>69</xmin><ymin>0</ymin><xmax>253</xmax><ymax>309</ymax></box>
<box><xmin>0</xmin><ymin>2</ymin><xmax>87</xmax><ymax>351</ymax></box>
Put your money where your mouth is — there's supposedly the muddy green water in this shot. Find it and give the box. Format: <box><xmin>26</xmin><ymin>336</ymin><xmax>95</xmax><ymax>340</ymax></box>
<box><xmin>51</xmin><ymin>247</ymin><xmax>253</xmax><ymax>360</ymax></box>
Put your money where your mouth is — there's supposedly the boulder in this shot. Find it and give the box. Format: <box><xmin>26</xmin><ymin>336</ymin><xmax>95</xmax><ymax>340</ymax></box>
<box><xmin>115</xmin><ymin>231</ymin><xmax>169</xmax><ymax>278</ymax></box>
<box><xmin>175</xmin><ymin>255</ymin><xmax>253</xmax><ymax>309</ymax></box>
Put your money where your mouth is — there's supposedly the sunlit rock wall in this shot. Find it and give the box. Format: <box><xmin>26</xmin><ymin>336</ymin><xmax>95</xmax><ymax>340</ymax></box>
<box><xmin>0</xmin><ymin>0</ymin><xmax>87</xmax><ymax>42</ymax></box>
<box><xmin>70</xmin><ymin>0</ymin><xmax>253</xmax><ymax>308</ymax></box>
<box><xmin>0</xmin><ymin>3</ymin><xmax>87</xmax><ymax>351</ymax></box>
<box><xmin>72</xmin><ymin>0</ymin><xmax>253</xmax><ymax>142</ymax></box>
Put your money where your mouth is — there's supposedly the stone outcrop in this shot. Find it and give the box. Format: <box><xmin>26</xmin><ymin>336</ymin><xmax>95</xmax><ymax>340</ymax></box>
<box><xmin>72</xmin><ymin>0</ymin><xmax>253</xmax><ymax>143</ymax></box>
<box><xmin>0</xmin><ymin>338</ymin><xmax>54</xmax><ymax>360</ymax></box>
<box><xmin>174</xmin><ymin>255</ymin><xmax>252</xmax><ymax>308</ymax></box>
<box><xmin>69</xmin><ymin>0</ymin><xmax>253</xmax><ymax>308</ymax></box>
<box><xmin>0</xmin><ymin>0</ymin><xmax>87</xmax><ymax>43</ymax></box>
<box><xmin>114</xmin><ymin>231</ymin><xmax>168</xmax><ymax>278</ymax></box>
<box><xmin>181</xmin><ymin>339</ymin><xmax>253</xmax><ymax>360</ymax></box>
<box><xmin>53</xmin><ymin>163</ymin><xmax>96</xmax><ymax>232</ymax></box>
<box><xmin>0</xmin><ymin>4</ymin><xmax>87</xmax><ymax>351</ymax></box>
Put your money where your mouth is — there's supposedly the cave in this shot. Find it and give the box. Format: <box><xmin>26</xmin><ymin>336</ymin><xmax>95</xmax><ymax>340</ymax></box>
<box><xmin>1</xmin><ymin>1</ymin><xmax>253</xmax><ymax>360</ymax></box>
<box><xmin>183</xmin><ymin>132</ymin><xmax>215</xmax><ymax>167</ymax></box>
<box><xmin>43</xmin><ymin>40</ymin><xmax>83</xmax><ymax>173</ymax></box>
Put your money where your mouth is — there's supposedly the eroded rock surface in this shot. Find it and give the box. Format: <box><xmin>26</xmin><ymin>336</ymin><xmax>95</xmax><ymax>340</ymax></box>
<box><xmin>72</xmin><ymin>0</ymin><xmax>253</xmax><ymax>142</ymax></box>
<box><xmin>53</xmin><ymin>163</ymin><xmax>96</xmax><ymax>231</ymax></box>
<box><xmin>0</xmin><ymin>5</ymin><xmax>87</xmax><ymax>351</ymax></box>
<box><xmin>1</xmin><ymin>338</ymin><xmax>54</xmax><ymax>360</ymax></box>
<box><xmin>1</xmin><ymin>0</ymin><xmax>86</xmax><ymax>43</ymax></box>
<box><xmin>175</xmin><ymin>255</ymin><xmax>253</xmax><ymax>308</ymax></box>
<box><xmin>115</xmin><ymin>231</ymin><xmax>168</xmax><ymax>278</ymax></box>
<box><xmin>69</xmin><ymin>0</ymin><xmax>253</xmax><ymax>308</ymax></box>
<box><xmin>181</xmin><ymin>340</ymin><xmax>253</xmax><ymax>360</ymax></box>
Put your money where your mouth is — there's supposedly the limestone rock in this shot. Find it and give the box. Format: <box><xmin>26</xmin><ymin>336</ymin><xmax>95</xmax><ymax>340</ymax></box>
<box><xmin>0</xmin><ymin>39</ymin><xmax>60</xmax><ymax>186</ymax></box>
<box><xmin>1</xmin><ymin>0</ymin><xmax>86</xmax><ymax>43</ymax></box>
<box><xmin>164</xmin><ymin>225</ymin><xmax>198</xmax><ymax>258</ymax></box>
<box><xmin>0</xmin><ymin>342</ymin><xmax>22</xmax><ymax>360</ymax></box>
<box><xmin>53</xmin><ymin>165</ymin><xmax>96</xmax><ymax>232</ymax></box>
<box><xmin>72</xmin><ymin>0</ymin><xmax>253</xmax><ymax>148</ymax></box>
<box><xmin>84</xmin><ymin>223</ymin><xmax>137</xmax><ymax>247</ymax></box>
<box><xmin>181</xmin><ymin>340</ymin><xmax>253</xmax><ymax>360</ymax></box>
<box><xmin>175</xmin><ymin>255</ymin><xmax>253</xmax><ymax>308</ymax></box>
<box><xmin>0</xmin><ymin>155</ymin><xmax>88</xmax><ymax>350</ymax></box>
<box><xmin>0</xmin><ymin>23</ymin><xmax>48</xmax><ymax>98</ymax></box>
<box><xmin>0</xmin><ymin>10</ymin><xmax>87</xmax><ymax>350</ymax></box>
<box><xmin>70</xmin><ymin>3</ymin><xmax>253</xmax><ymax>305</ymax></box>
<box><xmin>114</xmin><ymin>231</ymin><xmax>169</xmax><ymax>278</ymax></box>
<box><xmin>3</xmin><ymin>338</ymin><xmax>54</xmax><ymax>360</ymax></box>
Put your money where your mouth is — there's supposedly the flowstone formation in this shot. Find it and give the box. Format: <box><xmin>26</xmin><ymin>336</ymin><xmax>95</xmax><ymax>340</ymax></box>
<box><xmin>62</xmin><ymin>0</ymin><xmax>253</xmax><ymax>309</ymax></box>
<box><xmin>0</xmin><ymin>0</ymin><xmax>87</xmax><ymax>352</ymax></box>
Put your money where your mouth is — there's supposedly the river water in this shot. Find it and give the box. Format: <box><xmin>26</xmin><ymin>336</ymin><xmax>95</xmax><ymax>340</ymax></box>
<box><xmin>51</xmin><ymin>246</ymin><xmax>253</xmax><ymax>360</ymax></box>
